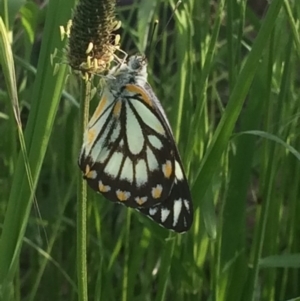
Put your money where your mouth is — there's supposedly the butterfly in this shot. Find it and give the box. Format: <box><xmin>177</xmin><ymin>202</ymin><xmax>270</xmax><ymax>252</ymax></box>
<box><xmin>78</xmin><ymin>55</ymin><xmax>193</xmax><ymax>232</ymax></box>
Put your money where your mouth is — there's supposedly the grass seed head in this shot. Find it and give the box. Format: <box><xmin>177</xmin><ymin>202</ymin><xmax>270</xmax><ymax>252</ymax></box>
<box><xmin>68</xmin><ymin>0</ymin><xmax>121</xmax><ymax>76</ymax></box>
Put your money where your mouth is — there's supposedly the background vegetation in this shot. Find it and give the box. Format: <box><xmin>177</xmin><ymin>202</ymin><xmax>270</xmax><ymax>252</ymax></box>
<box><xmin>1</xmin><ymin>0</ymin><xmax>300</xmax><ymax>300</ymax></box>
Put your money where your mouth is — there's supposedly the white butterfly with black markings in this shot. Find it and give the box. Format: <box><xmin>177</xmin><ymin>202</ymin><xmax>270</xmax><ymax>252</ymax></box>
<box><xmin>78</xmin><ymin>55</ymin><xmax>193</xmax><ymax>232</ymax></box>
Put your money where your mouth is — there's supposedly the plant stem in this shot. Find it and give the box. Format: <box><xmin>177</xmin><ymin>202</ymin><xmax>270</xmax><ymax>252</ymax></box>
<box><xmin>77</xmin><ymin>78</ymin><xmax>91</xmax><ymax>301</ymax></box>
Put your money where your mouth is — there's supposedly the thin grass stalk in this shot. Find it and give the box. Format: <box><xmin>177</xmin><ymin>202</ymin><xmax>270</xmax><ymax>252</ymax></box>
<box><xmin>262</xmin><ymin>37</ymin><xmax>292</xmax><ymax>300</ymax></box>
<box><xmin>283</xmin><ymin>0</ymin><xmax>300</xmax><ymax>60</ymax></box>
<box><xmin>1</xmin><ymin>0</ymin><xmax>9</xmax><ymax>28</ymax></box>
<box><xmin>185</xmin><ymin>0</ymin><xmax>225</xmax><ymax>167</ymax></box>
<box><xmin>127</xmin><ymin>226</ymin><xmax>150</xmax><ymax>301</ymax></box>
<box><xmin>121</xmin><ymin>209</ymin><xmax>132</xmax><ymax>301</ymax></box>
<box><xmin>251</xmin><ymin>136</ymin><xmax>277</xmax><ymax>301</ymax></box>
<box><xmin>0</xmin><ymin>18</ymin><xmax>29</xmax><ymax>187</ymax></box>
<box><xmin>77</xmin><ymin>79</ymin><xmax>91</xmax><ymax>301</ymax></box>
<box><xmin>155</xmin><ymin>236</ymin><xmax>176</xmax><ymax>301</ymax></box>
<box><xmin>250</xmin><ymin>33</ymin><xmax>293</xmax><ymax>301</ymax></box>
<box><xmin>191</xmin><ymin>0</ymin><xmax>283</xmax><ymax>206</ymax></box>
<box><xmin>172</xmin><ymin>4</ymin><xmax>189</xmax><ymax>144</ymax></box>
<box><xmin>0</xmin><ymin>0</ymin><xmax>71</xmax><ymax>287</ymax></box>
<box><xmin>217</xmin><ymin>2</ymin><xmax>249</xmax><ymax>299</ymax></box>
<box><xmin>289</xmin><ymin>142</ymin><xmax>300</xmax><ymax>296</ymax></box>
<box><xmin>226</xmin><ymin>0</ymin><xmax>235</xmax><ymax>90</ymax></box>
<box><xmin>246</xmin><ymin>28</ymin><xmax>275</xmax><ymax>300</ymax></box>
<box><xmin>27</xmin><ymin>179</ymin><xmax>77</xmax><ymax>301</ymax></box>
<box><xmin>279</xmin><ymin>136</ymin><xmax>300</xmax><ymax>298</ymax></box>
<box><xmin>184</xmin><ymin>0</ymin><xmax>226</xmax><ymax>243</ymax></box>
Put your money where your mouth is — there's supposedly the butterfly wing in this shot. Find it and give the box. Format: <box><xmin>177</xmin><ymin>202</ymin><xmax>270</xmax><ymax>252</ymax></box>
<box><xmin>79</xmin><ymin>59</ymin><xmax>194</xmax><ymax>232</ymax></box>
<box><xmin>138</xmin><ymin>151</ymin><xmax>193</xmax><ymax>232</ymax></box>
<box><xmin>79</xmin><ymin>83</ymin><xmax>177</xmax><ymax>209</ymax></box>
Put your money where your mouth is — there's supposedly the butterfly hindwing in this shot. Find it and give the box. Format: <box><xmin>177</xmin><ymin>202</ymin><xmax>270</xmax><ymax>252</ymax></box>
<box><xmin>138</xmin><ymin>150</ymin><xmax>193</xmax><ymax>232</ymax></box>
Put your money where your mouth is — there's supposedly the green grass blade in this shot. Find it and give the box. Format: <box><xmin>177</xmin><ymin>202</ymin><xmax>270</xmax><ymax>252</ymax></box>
<box><xmin>192</xmin><ymin>0</ymin><xmax>283</xmax><ymax>218</ymax></box>
<box><xmin>0</xmin><ymin>0</ymin><xmax>74</xmax><ymax>288</ymax></box>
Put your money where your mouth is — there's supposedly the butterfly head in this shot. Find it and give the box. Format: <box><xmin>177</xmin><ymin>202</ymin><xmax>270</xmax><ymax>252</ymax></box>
<box><xmin>106</xmin><ymin>54</ymin><xmax>148</xmax><ymax>89</ymax></box>
<box><xmin>126</xmin><ymin>54</ymin><xmax>148</xmax><ymax>83</ymax></box>
<box><xmin>127</xmin><ymin>55</ymin><xmax>147</xmax><ymax>71</ymax></box>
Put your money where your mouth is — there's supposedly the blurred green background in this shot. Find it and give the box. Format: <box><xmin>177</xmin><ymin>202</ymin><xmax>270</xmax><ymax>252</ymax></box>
<box><xmin>1</xmin><ymin>0</ymin><xmax>300</xmax><ymax>300</ymax></box>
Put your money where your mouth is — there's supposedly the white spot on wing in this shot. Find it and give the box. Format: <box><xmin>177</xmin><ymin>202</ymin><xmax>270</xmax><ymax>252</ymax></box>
<box><xmin>99</xmin><ymin>181</ymin><xmax>111</xmax><ymax>192</ymax></box>
<box><xmin>183</xmin><ymin>199</ymin><xmax>190</xmax><ymax>213</ymax></box>
<box><xmin>131</xmin><ymin>99</ymin><xmax>166</xmax><ymax>135</ymax></box>
<box><xmin>104</xmin><ymin>152</ymin><xmax>123</xmax><ymax>178</ymax></box>
<box><xmin>126</xmin><ymin>103</ymin><xmax>144</xmax><ymax>155</ymax></box>
<box><xmin>135</xmin><ymin>196</ymin><xmax>147</xmax><ymax>205</ymax></box>
<box><xmin>175</xmin><ymin>161</ymin><xmax>184</xmax><ymax>180</ymax></box>
<box><xmin>162</xmin><ymin>160</ymin><xmax>172</xmax><ymax>178</ymax></box>
<box><xmin>148</xmin><ymin>135</ymin><xmax>163</xmax><ymax>150</ymax></box>
<box><xmin>149</xmin><ymin>207</ymin><xmax>158</xmax><ymax>216</ymax></box>
<box><xmin>109</xmin><ymin>122</ymin><xmax>121</xmax><ymax>144</ymax></box>
<box><xmin>152</xmin><ymin>184</ymin><xmax>163</xmax><ymax>199</ymax></box>
<box><xmin>116</xmin><ymin>190</ymin><xmax>131</xmax><ymax>201</ymax></box>
<box><xmin>97</xmin><ymin>147</ymin><xmax>110</xmax><ymax>163</ymax></box>
<box><xmin>82</xmin><ymin>104</ymin><xmax>111</xmax><ymax>154</ymax></box>
<box><xmin>120</xmin><ymin>157</ymin><xmax>134</xmax><ymax>182</ymax></box>
<box><xmin>135</xmin><ymin>159</ymin><xmax>148</xmax><ymax>187</ymax></box>
<box><xmin>86</xmin><ymin>170</ymin><xmax>97</xmax><ymax>179</ymax></box>
<box><xmin>90</xmin><ymin>117</ymin><xmax>113</xmax><ymax>160</ymax></box>
<box><xmin>146</xmin><ymin>147</ymin><xmax>158</xmax><ymax>171</ymax></box>
<box><xmin>173</xmin><ymin>199</ymin><xmax>183</xmax><ymax>227</ymax></box>
<box><xmin>161</xmin><ymin>208</ymin><xmax>170</xmax><ymax>223</ymax></box>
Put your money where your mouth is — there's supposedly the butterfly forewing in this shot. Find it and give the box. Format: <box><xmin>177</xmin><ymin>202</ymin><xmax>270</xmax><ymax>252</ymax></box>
<box><xmin>79</xmin><ymin>55</ymin><xmax>194</xmax><ymax>232</ymax></box>
<box><xmin>79</xmin><ymin>83</ymin><xmax>177</xmax><ymax>209</ymax></box>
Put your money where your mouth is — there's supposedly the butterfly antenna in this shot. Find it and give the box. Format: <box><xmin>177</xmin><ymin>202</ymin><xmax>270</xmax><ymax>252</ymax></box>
<box><xmin>148</xmin><ymin>1</ymin><xmax>182</xmax><ymax>55</ymax></box>
<box><xmin>145</xmin><ymin>19</ymin><xmax>159</xmax><ymax>58</ymax></box>
<box><xmin>163</xmin><ymin>0</ymin><xmax>182</xmax><ymax>35</ymax></box>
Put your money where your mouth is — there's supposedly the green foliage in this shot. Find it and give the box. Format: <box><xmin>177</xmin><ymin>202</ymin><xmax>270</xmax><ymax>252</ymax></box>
<box><xmin>1</xmin><ymin>0</ymin><xmax>300</xmax><ymax>300</ymax></box>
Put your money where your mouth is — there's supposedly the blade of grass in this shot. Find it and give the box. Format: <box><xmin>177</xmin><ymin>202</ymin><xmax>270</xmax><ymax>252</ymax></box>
<box><xmin>77</xmin><ymin>79</ymin><xmax>91</xmax><ymax>301</ymax></box>
<box><xmin>0</xmin><ymin>15</ymin><xmax>36</xmax><ymax>300</ymax></box>
<box><xmin>0</xmin><ymin>0</ymin><xmax>74</xmax><ymax>288</ymax></box>
<box><xmin>121</xmin><ymin>209</ymin><xmax>131</xmax><ymax>301</ymax></box>
<box><xmin>27</xmin><ymin>178</ymin><xmax>77</xmax><ymax>300</ymax></box>
<box><xmin>154</xmin><ymin>235</ymin><xmax>176</xmax><ymax>301</ymax></box>
<box><xmin>192</xmin><ymin>0</ymin><xmax>283</xmax><ymax>218</ymax></box>
<box><xmin>217</xmin><ymin>72</ymin><xmax>265</xmax><ymax>301</ymax></box>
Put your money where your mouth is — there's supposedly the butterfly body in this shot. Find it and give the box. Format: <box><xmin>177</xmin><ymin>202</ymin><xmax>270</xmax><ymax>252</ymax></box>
<box><xmin>79</xmin><ymin>55</ymin><xmax>193</xmax><ymax>232</ymax></box>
